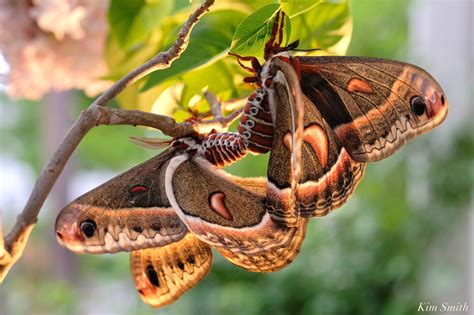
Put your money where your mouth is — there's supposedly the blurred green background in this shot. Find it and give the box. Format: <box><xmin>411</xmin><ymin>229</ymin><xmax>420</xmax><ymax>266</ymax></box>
<box><xmin>1</xmin><ymin>0</ymin><xmax>472</xmax><ymax>314</ymax></box>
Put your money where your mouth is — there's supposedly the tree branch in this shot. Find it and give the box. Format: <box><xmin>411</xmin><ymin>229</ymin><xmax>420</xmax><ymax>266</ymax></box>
<box><xmin>205</xmin><ymin>91</ymin><xmax>224</xmax><ymax>121</ymax></box>
<box><xmin>0</xmin><ymin>0</ymin><xmax>215</xmax><ymax>283</ymax></box>
<box><xmin>200</xmin><ymin>91</ymin><xmax>245</xmax><ymax>132</ymax></box>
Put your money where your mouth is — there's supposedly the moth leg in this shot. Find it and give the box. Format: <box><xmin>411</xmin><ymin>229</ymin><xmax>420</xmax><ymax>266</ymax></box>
<box><xmin>228</xmin><ymin>52</ymin><xmax>262</xmax><ymax>75</ymax></box>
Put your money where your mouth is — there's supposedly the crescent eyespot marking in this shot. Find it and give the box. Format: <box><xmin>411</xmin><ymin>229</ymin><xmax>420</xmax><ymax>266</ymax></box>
<box><xmin>209</xmin><ymin>192</ymin><xmax>233</xmax><ymax>221</ymax></box>
<box><xmin>283</xmin><ymin>125</ymin><xmax>329</xmax><ymax>168</ymax></box>
<box><xmin>347</xmin><ymin>77</ymin><xmax>374</xmax><ymax>94</ymax></box>
<box><xmin>283</xmin><ymin>132</ymin><xmax>293</xmax><ymax>152</ymax></box>
<box><xmin>302</xmin><ymin>124</ymin><xmax>329</xmax><ymax>168</ymax></box>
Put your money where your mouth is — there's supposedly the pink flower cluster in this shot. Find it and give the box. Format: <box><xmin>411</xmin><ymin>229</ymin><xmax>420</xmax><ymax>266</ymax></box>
<box><xmin>0</xmin><ymin>0</ymin><xmax>110</xmax><ymax>99</ymax></box>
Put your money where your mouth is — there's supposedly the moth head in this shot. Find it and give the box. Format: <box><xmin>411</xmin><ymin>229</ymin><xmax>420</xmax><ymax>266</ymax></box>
<box><xmin>408</xmin><ymin>76</ymin><xmax>448</xmax><ymax>133</ymax></box>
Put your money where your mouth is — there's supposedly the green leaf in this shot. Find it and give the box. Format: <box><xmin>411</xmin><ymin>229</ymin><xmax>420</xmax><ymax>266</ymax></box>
<box><xmin>142</xmin><ymin>10</ymin><xmax>246</xmax><ymax>91</ymax></box>
<box><xmin>289</xmin><ymin>0</ymin><xmax>352</xmax><ymax>55</ymax></box>
<box><xmin>179</xmin><ymin>59</ymin><xmax>241</xmax><ymax>108</ymax></box>
<box><xmin>108</xmin><ymin>0</ymin><xmax>173</xmax><ymax>49</ymax></box>
<box><xmin>229</xmin><ymin>4</ymin><xmax>291</xmax><ymax>58</ymax></box>
<box><xmin>170</xmin><ymin>0</ymin><xmax>193</xmax><ymax>14</ymax></box>
<box><xmin>280</xmin><ymin>0</ymin><xmax>323</xmax><ymax>18</ymax></box>
<box><xmin>115</xmin><ymin>77</ymin><xmax>165</xmax><ymax>112</ymax></box>
<box><xmin>215</xmin><ymin>0</ymin><xmax>272</xmax><ymax>12</ymax></box>
<box><xmin>103</xmin><ymin>32</ymin><xmax>162</xmax><ymax>81</ymax></box>
<box><xmin>149</xmin><ymin>58</ymin><xmax>252</xmax><ymax>121</ymax></box>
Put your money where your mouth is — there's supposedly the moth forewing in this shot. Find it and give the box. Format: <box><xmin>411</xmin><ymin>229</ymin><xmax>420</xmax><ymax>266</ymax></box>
<box><xmin>55</xmin><ymin>147</ymin><xmax>188</xmax><ymax>254</ymax></box>
<box><xmin>296</xmin><ymin>56</ymin><xmax>448</xmax><ymax>162</ymax></box>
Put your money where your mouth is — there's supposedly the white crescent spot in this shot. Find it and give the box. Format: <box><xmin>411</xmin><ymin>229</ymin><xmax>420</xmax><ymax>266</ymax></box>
<box><xmin>302</xmin><ymin>125</ymin><xmax>329</xmax><ymax>168</ymax></box>
<box><xmin>209</xmin><ymin>192</ymin><xmax>233</xmax><ymax>221</ymax></box>
<box><xmin>283</xmin><ymin>132</ymin><xmax>293</xmax><ymax>151</ymax></box>
<box><xmin>282</xmin><ymin>125</ymin><xmax>329</xmax><ymax>168</ymax></box>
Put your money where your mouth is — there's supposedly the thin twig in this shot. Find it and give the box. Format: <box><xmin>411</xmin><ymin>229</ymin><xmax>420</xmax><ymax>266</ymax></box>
<box><xmin>204</xmin><ymin>91</ymin><xmax>224</xmax><ymax>121</ymax></box>
<box><xmin>194</xmin><ymin>108</ymin><xmax>243</xmax><ymax>133</ymax></box>
<box><xmin>202</xmin><ymin>91</ymin><xmax>245</xmax><ymax>131</ymax></box>
<box><xmin>222</xmin><ymin>97</ymin><xmax>248</xmax><ymax>112</ymax></box>
<box><xmin>0</xmin><ymin>0</ymin><xmax>215</xmax><ymax>283</ymax></box>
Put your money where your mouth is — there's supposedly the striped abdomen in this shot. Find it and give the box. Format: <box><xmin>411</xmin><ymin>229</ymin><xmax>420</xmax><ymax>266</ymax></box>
<box><xmin>238</xmin><ymin>88</ymin><xmax>274</xmax><ymax>154</ymax></box>
<box><xmin>202</xmin><ymin>132</ymin><xmax>248</xmax><ymax>167</ymax></box>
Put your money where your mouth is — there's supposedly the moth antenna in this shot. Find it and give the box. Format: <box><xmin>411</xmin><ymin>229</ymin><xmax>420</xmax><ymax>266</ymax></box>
<box><xmin>271</xmin><ymin>10</ymin><xmax>280</xmax><ymax>43</ymax></box>
<box><xmin>277</xmin><ymin>11</ymin><xmax>285</xmax><ymax>47</ymax></box>
<box><xmin>129</xmin><ymin>137</ymin><xmax>172</xmax><ymax>150</ymax></box>
<box><xmin>281</xmin><ymin>40</ymin><xmax>320</xmax><ymax>53</ymax></box>
<box><xmin>265</xmin><ymin>10</ymin><xmax>281</xmax><ymax>59</ymax></box>
<box><xmin>285</xmin><ymin>40</ymin><xmax>300</xmax><ymax>50</ymax></box>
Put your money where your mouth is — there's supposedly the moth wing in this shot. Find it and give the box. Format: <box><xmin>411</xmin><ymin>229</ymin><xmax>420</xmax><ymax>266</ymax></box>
<box><xmin>130</xmin><ymin>233</ymin><xmax>212</xmax><ymax>308</ymax></box>
<box><xmin>265</xmin><ymin>58</ymin><xmax>304</xmax><ymax>226</ymax></box>
<box><xmin>266</xmin><ymin>57</ymin><xmax>365</xmax><ymax>219</ymax></box>
<box><xmin>297</xmin><ymin>56</ymin><xmax>448</xmax><ymax>162</ymax></box>
<box><xmin>296</xmin><ymin>92</ymin><xmax>366</xmax><ymax>217</ymax></box>
<box><xmin>165</xmin><ymin>155</ymin><xmax>307</xmax><ymax>272</ymax></box>
<box><xmin>55</xmin><ymin>147</ymin><xmax>188</xmax><ymax>254</ymax></box>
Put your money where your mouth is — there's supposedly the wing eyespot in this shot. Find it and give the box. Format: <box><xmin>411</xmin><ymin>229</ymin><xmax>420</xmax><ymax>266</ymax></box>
<box><xmin>80</xmin><ymin>219</ymin><xmax>97</xmax><ymax>238</ymax></box>
<box><xmin>410</xmin><ymin>96</ymin><xmax>426</xmax><ymax>116</ymax></box>
<box><xmin>441</xmin><ymin>94</ymin><xmax>445</xmax><ymax>105</ymax></box>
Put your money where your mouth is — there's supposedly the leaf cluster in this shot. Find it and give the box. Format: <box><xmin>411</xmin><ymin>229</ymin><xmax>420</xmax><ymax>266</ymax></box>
<box><xmin>106</xmin><ymin>0</ymin><xmax>351</xmax><ymax>119</ymax></box>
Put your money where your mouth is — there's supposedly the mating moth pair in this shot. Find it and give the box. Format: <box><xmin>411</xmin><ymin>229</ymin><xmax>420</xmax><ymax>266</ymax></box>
<box><xmin>55</xmin><ymin>11</ymin><xmax>448</xmax><ymax>308</ymax></box>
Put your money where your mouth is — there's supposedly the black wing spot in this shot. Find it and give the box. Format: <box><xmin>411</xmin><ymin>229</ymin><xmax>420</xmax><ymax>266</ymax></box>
<box><xmin>146</xmin><ymin>265</ymin><xmax>160</xmax><ymax>287</ymax></box>
<box><xmin>133</xmin><ymin>226</ymin><xmax>143</xmax><ymax>233</ymax></box>
<box><xmin>177</xmin><ymin>261</ymin><xmax>185</xmax><ymax>270</ymax></box>
<box><xmin>80</xmin><ymin>220</ymin><xmax>97</xmax><ymax>238</ymax></box>
<box><xmin>410</xmin><ymin>96</ymin><xmax>426</xmax><ymax>116</ymax></box>
<box><xmin>151</xmin><ymin>223</ymin><xmax>161</xmax><ymax>232</ymax></box>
